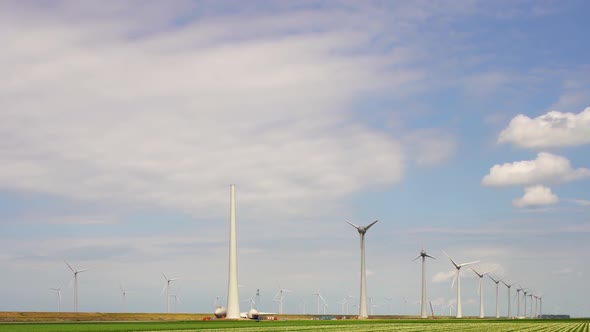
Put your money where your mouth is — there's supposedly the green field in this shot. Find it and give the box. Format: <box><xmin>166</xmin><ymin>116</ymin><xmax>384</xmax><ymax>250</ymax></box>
<box><xmin>1</xmin><ymin>319</ymin><xmax>588</xmax><ymax>332</ymax></box>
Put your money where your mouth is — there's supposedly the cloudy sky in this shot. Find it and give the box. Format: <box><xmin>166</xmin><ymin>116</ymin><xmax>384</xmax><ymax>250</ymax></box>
<box><xmin>1</xmin><ymin>0</ymin><xmax>589</xmax><ymax>318</ymax></box>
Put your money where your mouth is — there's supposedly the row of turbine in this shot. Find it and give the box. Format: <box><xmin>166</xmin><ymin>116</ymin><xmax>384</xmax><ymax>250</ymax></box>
<box><xmin>413</xmin><ymin>247</ymin><xmax>544</xmax><ymax>319</ymax></box>
<box><xmin>51</xmin><ymin>261</ymin><xmax>183</xmax><ymax>313</ymax></box>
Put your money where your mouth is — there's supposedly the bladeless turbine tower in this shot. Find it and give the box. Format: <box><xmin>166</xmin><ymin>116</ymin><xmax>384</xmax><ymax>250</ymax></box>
<box><xmin>226</xmin><ymin>184</ymin><xmax>241</xmax><ymax>318</ymax></box>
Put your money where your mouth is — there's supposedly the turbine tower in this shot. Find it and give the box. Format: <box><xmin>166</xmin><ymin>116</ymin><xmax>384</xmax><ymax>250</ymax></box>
<box><xmin>65</xmin><ymin>260</ymin><xmax>88</xmax><ymax>312</ymax></box>
<box><xmin>500</xmin><ymin>280</ymin><xmax>515</xmax><ymax>318</ymax></box>
<box><xmin>470</xmin><ymin>267</ymin><xmax>491</xmax><ymax>318</ymax></box>
<box><xmin>161</xmin><ymin>273</ymin><xmax>179</xmax><ymax>313</ymax></box>
<box><xmin>50</xmin><ymin>288</ymin><xmax>62</xmax><ymax>312</ymax></box>
<box><xmin>226</xmin><ymin>184</ymin><xmax>241</xmax><ymax>318</ymax></box>
<box><xmin>412</xmin><ymin>247</ymin><xmax>435</xmax><ymax>318</ymax></box>
<box><xmin>346</xmin><ymin>220</ymin><xmax>378</xmax><ymax>319</ymax></box>
<box><xmin>444</xmin><ymin>252</ymin><xmax>479</xmax><ymax>318</ymax></box>
<box><xmin>488</xmin><ymin>275</ymin><xmax>502</xmax><ymax>318</ymax></box>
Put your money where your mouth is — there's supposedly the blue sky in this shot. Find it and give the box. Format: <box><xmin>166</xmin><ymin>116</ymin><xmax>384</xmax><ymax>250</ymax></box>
<box><xmin>1</xmin><ymin>0</ymin><xmax>589</xmax><ymax>318</ymax></box>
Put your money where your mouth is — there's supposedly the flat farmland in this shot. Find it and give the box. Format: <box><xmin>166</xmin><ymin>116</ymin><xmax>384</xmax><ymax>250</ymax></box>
<box><xmin>0</xmin><ymin>318</ymin><xmax>588</xmax><ymax>332</ymax></box>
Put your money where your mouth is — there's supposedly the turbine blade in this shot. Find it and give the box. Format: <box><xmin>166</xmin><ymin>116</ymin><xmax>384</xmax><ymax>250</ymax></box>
<box><xmin>470</xmin><ymin>267</ymin><xmax>482</xmax><ymax>277</ymax></box>
<box><xmin>365</xmin><ymin>220</ymin><xmax>379</xmax><ymax>230</ymax></box>
<box><xmin>425</xmin><ymin>254</ymin><xmax>436</xmax><ymax>259</ymax></box>
<box><xmin>64</xmin><ymin>260</ymin><xmax>75</xmax><ymax>272</ymax></box>
<box><xmin>160</xmin><ymin>284</ymin><xmax>167</xmax><ymax>296</ymax></box>
<box><xmin>451</xmin><ymin>271</ymin><xmax>458</xmax><ymax>289</ymax></box>
<box><xmin>162</xmin><ymin>272</ymin><xmax>168</xmax><ymax>281</ymax></box>
<box><xmin>459</xmin><ymin>260</ymin><xmax>480</xmax><ymax>267</ymax></box>
<box><xmin>412</xmin><ymin>255</ymin><xmax>421</xmax><ymax>261</ymax></box>
<box><xmin>346</xmin><ymin>221</ymin><xmax>359</xmax><ymax>229</ymax></box>
<box><xmin>443</xmin><ymin>251</ymin><xmax>460</xmax><ymax>269</ymax></box>
<box><xmin>77</xmin><ymin>268</ymin><xmax>89</xmax><ymax>273</ymax></box>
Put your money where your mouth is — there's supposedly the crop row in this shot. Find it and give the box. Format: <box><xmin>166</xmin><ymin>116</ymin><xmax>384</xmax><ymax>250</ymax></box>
<box><xmin>139</xmin><ymin>321</ymin><xmax>589</xmax><ymax>332</ymax></box>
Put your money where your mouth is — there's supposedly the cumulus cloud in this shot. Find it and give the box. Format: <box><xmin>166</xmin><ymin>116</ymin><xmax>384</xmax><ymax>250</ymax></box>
<box><xmin>498</xmin><ymin>107</ymin><xmax>590</xmax><ymax>148</ymax></box>
<box><xmin>481</xmin><ymin>152</ymin><xmax>590</xmax><ymax>186</ymax></box>
<box><xmin>513</xmin><ymin>185</ymin><xmax>559</xmax><ymax>208</ymax></box>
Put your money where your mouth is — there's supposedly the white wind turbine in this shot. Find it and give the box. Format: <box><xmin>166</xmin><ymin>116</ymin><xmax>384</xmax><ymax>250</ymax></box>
<box><xmin>313</xmin><ymin>289</ymin><xmax>326</xmax><ymax>315</ymax></box>
<box><xmin>120</xmin><ymin>283</ymin><xmax>132</xmax><ymax>313</ymax></box>
<box><xmin>384</xmin><ymin>297</ymin><xmax>393</xmax><ymax>315</ymax></box>
<box><xmin>488</xmin><ymin>275</ymin><xmax>502</xmax><ymax>318</ymax></box>
<box><xmin>516</xmin><ymin>286</ymin><xmax>526</xmax><ymax>317</ymax></box>
<box><xmin>65</xmin><ymin>260</ymin><xmax>89</xmax><ymax>312</ymax></box>
<box><xmin>522</xmin><ymin>290</ymin><xmax>530</xmax><ymax>318</ymax></box>
<box><xmin>273</xmin><ymin>285</ymin><xmax>292</xmax><ymax>314</ymax></box>
<box><xmin>161</xmin><ymin>273</ymin><xmax>179</xmax><ymax>313</ymax></box>
<box><xmin>170</xmin><ymin>294</ymin><xmax>181</xmax><ymax>313</ymax></box>
<box><xmin>50</xmin><ymin>287</ymin><xmax>62</xmax><ymax>312</ymax></box>
<box><xmin>444</xmin><ymin>252</ymin><xmax>479</xmax><ymax>318</ymax></box>
<box><xmin>500</xmin><ymin>280</ymin><xmax>516</xmax><ymax>318</ymax></box>
<box><xmin>412</xmin><ymin>247</ymin><xmax>435</xmax><ymax>318</ymax></box>
<box><xmin>470</xmin><ymin>267</ymin><xmax>492</xmax><ymax>318</ymax></box>
<box><xmin>346</xmin><ymin>220</ymin><xmax>378</xmax><ymax>319</ymax></box>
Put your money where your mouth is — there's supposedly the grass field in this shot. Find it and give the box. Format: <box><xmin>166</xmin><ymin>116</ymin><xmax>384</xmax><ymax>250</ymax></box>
<box><xmin>1</xmin><ymin>319</ymin><xmax>588</xmax><ymax>332</ymax></box>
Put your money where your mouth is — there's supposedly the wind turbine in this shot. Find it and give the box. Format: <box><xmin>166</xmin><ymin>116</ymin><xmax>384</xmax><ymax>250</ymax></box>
<box><xmin>500</xmin><ymin>280</ymin><xmax>516</xmax><ymax>318</ymax></box>
<box><xmin>312</xmin><ymin>289</ymin><xmax>326</xmax><ymax>315</ymax></box>
<box><xmin>523</xmin><ymin>290</ymin><xmax>529</xmax><ymax>318</ymax></box>
<box><xmin>470</xmin><ymin>267</ymin><xmax>492</xmax><ymax>318</ymax></box>
<box><xmin>516</xmin><ymin>286</ymin><xmax>526</xmax><ymax>317</ymax></box>
<box><xmin>413</xmin><ymin>247</ymin><xmax>435</xmax><ymax>318</ymax></box>
<box><xmin>170</xmin><ymin>294</ymin><xmax>181</xmax><ymax>313</ymax></box>
<box><xmin>444</xmin><ymin>252</ymin><xmax>480</xmax><ymax>318</ymax></box>
<box><xmin>346</xmin><ymin>220</ymin><xmax>378</xmax><ymax>319</ymax></box>
<box><xmin>528</xmin><ymin>293</ymin><xmax>534</xmax><ymax>318</ymax></box>
<box><xmin>50</xmin><ymin>288</ymin><xmax>62</xmax><ymax>312</ymax></box>
<box><xmin>273</xmin><ymin>285</ymin><xmax>291</xmax><ymax>314</ymax></box>
<box><xmin>488</xmin><ymin>275</ymin><xmax>502</xmax><ymax>318</ymax></box>
<box><xmin>161</xmin><ymin>273</ymin><xmax>179</xmax><ymax>313</ymax></box>
<box><xmin>65</xmin><ymin>260</ymin><xmax>88</xmax><ymax>312</ymax></box>
<box><xmin>538</xmin><ymin>295</ymin><xmax>543</xmax><ymax>318</ymax></box>
<box><xmin>384</xmin><ymin>297</ymin><xmax>393</xmax><ymax>315</ymax></box>
<box><xmin>120</xmin><ymin>283</ymin><xmax>132</xmax><ymax>313</ymax></box>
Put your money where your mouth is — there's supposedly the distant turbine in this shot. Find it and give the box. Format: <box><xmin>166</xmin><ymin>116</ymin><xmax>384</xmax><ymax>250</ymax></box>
<box><xmin>50</xmin><ymin>288</ymin><xmax>62</xmax><ymax>312</ymax></box>
<box><xmin>226</xmin><ymin>184</ymin><xmax>241</xmax><ymax>319</ymax></box>
<box><xmin>273</xmin><ymin>285</ymin><xmax>292</xmax><ymax>314</ymax></box>
<box><xmin>170</xmin><ymin>294</ymin><xmax>181</xmax><ymax>313</ymax></box>
<box><xmin>384</xmin><ymin>297</ymin><xmax>393</xmax><ymax>315</ymax></box>
<box><xmin>528</xmin><ymin>293</ymin><xmax>534</xmax><ymax>318</ymax></box>
<box><xmin>412</xmin><ymin>247</ymin><xmax>435</xmax><ymax>318</ymax></box>
<box><xmin>444</xmin><ymin>252</ymin><xmax>479</xmax><ymax>318</ymax></box>
<box><xmin>120</xmin><ymin>283</ymin><xmax>132</xmax><ymax>313</ymax></box>
<box><xmin>500</xmin><ymin>280</ymin><xmax>516</xmax><ymax>318</ymax></box>
<box><xmin>161</xmin><ymin>273</ymin><xmax>179</xmax><ymax>313</ymax></box>
<box><xmin>470</xmin><ymin>267</ymin><xmax>492</xmax><ymax>318</ymax></box>
<box><xmin>538</xmin><ymin>295</ymin><xmax>543</xmax><ymax>318</ymax></box>
<box><xmin>346</xmin><ymin>220</ymin><xmax>378</xmax><ymax>319</ymax></box>
<box><xmin>312</xmin><ymin>289</ymin><xmax>325</xmax><ymax>315</ymax></box>
<box><xmin>65</xmin><ymin>260</ymin><xmax>88</xmax><ymax>312</ymax></box>
<box><xmin>516</xmin><ymin>286</ymin><xmax>526</xmax><ymax>317</ymax></box>
<box><xmin>488</xmin><ymin>275</ymin><xmax>502</xmax><ymax>318</ymax></box>
<box><xmin>523</xmin><ymin>290</ymin><xmax>529</xmax><ymax>318</ymax></box>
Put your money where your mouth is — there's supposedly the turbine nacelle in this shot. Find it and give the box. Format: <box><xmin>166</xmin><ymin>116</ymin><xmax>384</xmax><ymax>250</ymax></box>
<box><xmin>346</xmin><ymin>220</ymin><xmax>378</xmax><ymax>235</ymax></box>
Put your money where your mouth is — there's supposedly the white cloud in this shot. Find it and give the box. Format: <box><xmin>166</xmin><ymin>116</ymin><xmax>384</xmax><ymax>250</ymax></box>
<box><xmin>513</xmin><ymin>185</ymin><xmax>559</xmax><ymax>208</ymax></box>
<box><xmin>0</xmin><ymin>4</ymin><xmax>424</xmax><ymax>221</ymax></box>
<box><xmin>573</xmin><ymin>199</ymin><xmax>590</xmax><ymax>206</ymax></box>
<box><xmin>481</xmin><ymin>152</ymin><xmax>590</xmax><ymax>186</ymax></box>
<box><xmin>498</xmin><ymin>107</ymin><xmax>590</xmax><ymax>148</ymax></box>
<box><xmin>432</xmin><ymin>270</ymin><xmax>455</xmax><ymax>283</ymax></box>
<box><xmin>552</xmin><ymin>267</ymin><xmax>574</xmax><ymax>275</ymax></box>
<box><xmin>403</xmin><ymin>129</ymin><xmax>456</xmax><ymax>167</ymax></box>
